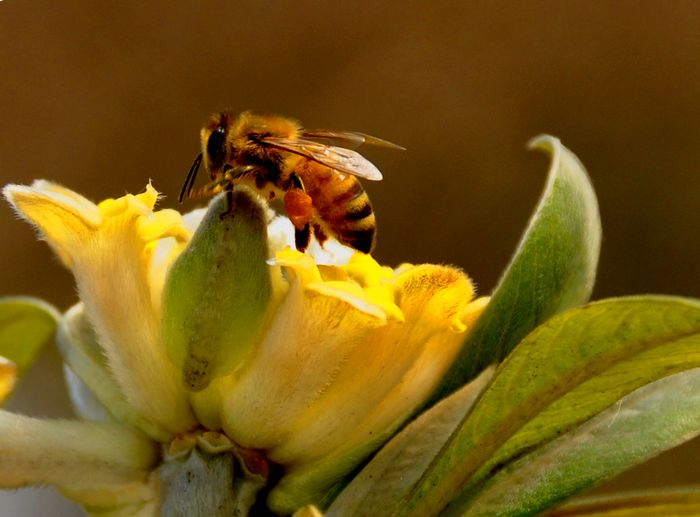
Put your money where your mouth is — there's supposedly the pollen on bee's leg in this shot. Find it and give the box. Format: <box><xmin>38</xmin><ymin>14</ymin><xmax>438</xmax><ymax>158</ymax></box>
<box><xmin>284</xmin><ymin>190</ymin><xmax>313</xmax><ymax>230</ymax></box>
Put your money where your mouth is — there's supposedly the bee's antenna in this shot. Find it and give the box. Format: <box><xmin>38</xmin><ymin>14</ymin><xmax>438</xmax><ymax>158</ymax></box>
<box><xmin>179</xmin><ymin>153</ymin><xmax>203</xmax><ymax>203</ymax></box>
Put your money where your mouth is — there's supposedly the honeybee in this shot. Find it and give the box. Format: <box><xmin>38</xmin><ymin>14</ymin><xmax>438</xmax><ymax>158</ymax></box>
<box><xmin>179</xmin><ymin>111</ymin><xmax>403</xmax><ymax>254</ymax></box>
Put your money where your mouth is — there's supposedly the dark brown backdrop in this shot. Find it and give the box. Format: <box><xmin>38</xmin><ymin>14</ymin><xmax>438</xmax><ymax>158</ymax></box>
<box><xmin>1</xmin><ymin>2</ymin><xmax>699</xmax><ymax>515</ymax></box>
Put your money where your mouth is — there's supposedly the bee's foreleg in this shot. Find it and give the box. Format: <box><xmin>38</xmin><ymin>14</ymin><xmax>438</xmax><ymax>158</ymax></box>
<box><xmin>186</xmin><ymin>177</ymin><xmax>230</xmax><ymax>200</ymax></box>
<box><xmin>218</xmin><ymin>183</ymin><xmax>237</xmax><ymax>220</ymax></box>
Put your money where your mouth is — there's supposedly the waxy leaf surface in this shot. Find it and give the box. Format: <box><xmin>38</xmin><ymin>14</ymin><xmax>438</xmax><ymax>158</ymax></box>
<box><xmin>435</xmin><ymin>135</ymin><xmax>601</xmax><ymax>400</ymax></box>
<box><xmin>400</xmin><ymin>296</ymin><xmax>700</xmax><ymax>515</ymax></box>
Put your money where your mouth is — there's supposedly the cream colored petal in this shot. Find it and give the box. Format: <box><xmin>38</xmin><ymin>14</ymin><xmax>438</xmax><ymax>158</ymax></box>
<box><xmin>61</xmin><ymin>474</ymin><xmax>158</xmax><ymax>517</ymax></box>
<box><xmin>0</xmin><ymin>410</ymin><xmax>157</xmax><ymax>491</ymax></box>
<box><xmin>57</xmin><ymin>302</ymin><xmax>172</xmax><ymax>442</ymax></box>
<box><xmin>220</xmin><ymin>279</ymin><xmax>385</xmax><ymax>449</ymax></box>
<box><xmin>146</xmin><ymin>208</ymin><xmax>200</xmax><ymax>318</ymax></box>
<box><xmin>31</xmin><ymin>180</ymin><xmax>103</xmax><ymax>221</ymax></box>
<box><xmin>3</xmin><ymin>182</ymin><xmax>100</xmax><ymax>267</ymax></box>
<box><xmin>63</xmin><ymin>364</ymin><xmax>113</xmax><ymax>423</ymax></box>
<box><xmin>266</xmin><ymin>215</ymin><xmax>354</xmax><ymax>266</ymax></box>
<box><xmin>62</xmin><ymin>480</ymin><xmax>156</xmax><ymax>513</ymax></box>
<box><xmin>75</xmin><ymin>227</ymin><xmax>193</xmax><ymax>432</ymax></box>
<box><xmin>266</xmin><ymin>216</ymin><xmax>296</xmax><ymax>257</ymax></box>
<box><xmin>0</xmin><ymin>356</ymin><xmax>17</xmax><ymax>404</ymax></box>
<box><xmin>6</xmin><ymin>182</ymin><xmax>194</xmax><ymax>433</ymax></box>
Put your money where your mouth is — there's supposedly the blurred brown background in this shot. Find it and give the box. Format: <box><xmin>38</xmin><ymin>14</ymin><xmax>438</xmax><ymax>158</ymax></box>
<box><xmin>1</xmin><ymin>1</ymin><xmax>699</xmax><ymax>515</ymax></box>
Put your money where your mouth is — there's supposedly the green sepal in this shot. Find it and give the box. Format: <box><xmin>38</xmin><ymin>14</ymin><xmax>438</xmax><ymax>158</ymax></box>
<box><xmin>162</xmin><ymin>188</ymin><xmax>272</xmax><ymax>391</ymax></box>
<box><xmin>433</xmin><ymin>135</ymin><xmax>601</xmax><ymax>400</ymax></box>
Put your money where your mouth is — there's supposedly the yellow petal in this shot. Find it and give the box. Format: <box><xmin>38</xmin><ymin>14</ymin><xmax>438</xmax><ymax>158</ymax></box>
<box><xmin>220</xmin><ymin>279</ymin><xmax>386</xmax><ymax>449</ymax></box>
<box><xmin>147</xmin><ymin>208</ymin><xmax>204</xmax><ymax>318</ymax></box>
<box><xmin>60</xmin><ymin>477</ymin><xmax>157</xmax><ymax>516</ymax></box>
<box><xmin>0</xmin><ymin>356</ymin><xmax>17</xmax><ymax>404</ymax></box>
<box><xmin>4</xmin><ymin>182</ymin><xmax>194</xmax><ymax>433</ymax></box>
<box><xmin>3</xmin><ymin>182</ymin><xmax>100</xmax><ymax>267</ymax></box>
<box><xmin>292</xmin><ymin>505</ymin><xmax>324</xmax><ymax>517</ymax></box>
<box><xmin>276</xmin><ymin>248</ymin><xmax>403</xmax><ymax>322</ymax></box>
<box><xmin>270</xmin><ymin>265</ymin><xmax>476</xmax><ymax>466</ymax></box>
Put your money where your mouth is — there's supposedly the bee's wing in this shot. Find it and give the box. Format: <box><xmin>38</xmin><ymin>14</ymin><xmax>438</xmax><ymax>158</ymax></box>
<box><xmin>302</xmin><ymin>130</ymin><xmax>405</xmax><ymax>151</ymax></box>
<box><xmin>260</xmin><ymin>137</ymin><xmax>384</xmax><ymax>180</ymax></box>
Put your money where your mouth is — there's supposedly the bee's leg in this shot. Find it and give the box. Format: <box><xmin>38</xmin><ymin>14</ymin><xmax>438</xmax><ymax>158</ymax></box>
<box><xmin>286</xmin><ymin>173</ymin><xmax>312</xmax><ymax>252</ymax></box>
<box><xmin>312</xmin><ymin>223</ymin><xmax>328</xmax><ymax>248</ymax></box>
<box><xmin>294</xmin><ymin>223</ymin><xmax>311</xmax><ymax>252</ymax></box>
<box><xmin>186</xmin><ymin>177</ymin><xmax>230</xmax><ymax>200</ymax></box>
<box><xmin>220</xmin><ymin>184</ymin><xmax>235</xmax><ymax>220</ymax></box>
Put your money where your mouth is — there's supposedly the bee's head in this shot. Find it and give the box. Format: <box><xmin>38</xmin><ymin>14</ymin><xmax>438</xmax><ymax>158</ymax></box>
<box><xmin>200</xmin><ymin>111</ymin><xmax>234</xmax><ymax>176</ymax></box>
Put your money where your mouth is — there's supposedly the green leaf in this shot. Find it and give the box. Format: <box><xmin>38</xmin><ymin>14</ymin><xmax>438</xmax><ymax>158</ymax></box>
<box><xmin>465</xmin><ymin>374</ymin><xmax>700</xmax><ymax>516</ymax></box>
<box><xmin>433</xmin><ymin>135</ymin><xmax>601</xmax><ymax>400</ymax></box>
<box><xmin>545</xmin><ymin>488</ymin><xmax>700</xmax><ymax>516</ymax></box>
<box><xmin>398</xmin><ymin>296</ymin><xmax>700</xmax><ymax>516</ymax></box>
<box><xmin>0</xmin><ymin>296</ymin><xmax>59</xmax><ymax>402</ymax></box>
<box><xmin>162</xmin><ymin>189</ymin><xmax>273</xmax><ymax>391</ymax></box>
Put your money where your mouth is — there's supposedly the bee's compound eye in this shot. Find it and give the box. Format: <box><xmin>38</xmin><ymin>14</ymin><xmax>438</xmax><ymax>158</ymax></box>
<box><xmin>207</xmin><ymin>126</ymin><xmax>227</xmax><ymax>161</ymax></box>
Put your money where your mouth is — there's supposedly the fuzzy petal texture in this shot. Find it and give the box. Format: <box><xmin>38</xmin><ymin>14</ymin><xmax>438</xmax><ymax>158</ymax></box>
<box><xmin>4</xmin><ymin>182</ymin><xmax>195</xmax><ymax>433</ymax></box>
<box><xmin>219</xmin><ymin>248</ymin><xmax>486</xmax><ymax>512</ymax></box>
<box><xmin>0</xmin><ymin>410</ymin><xmax>158</xmax><ymax>491</ymax></box>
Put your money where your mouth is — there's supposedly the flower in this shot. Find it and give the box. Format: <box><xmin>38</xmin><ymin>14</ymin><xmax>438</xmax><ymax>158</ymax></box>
<box><xmin>1</xmin><ymin>180</ymin><xmax>487</xmax><ymax>515</ymax></box>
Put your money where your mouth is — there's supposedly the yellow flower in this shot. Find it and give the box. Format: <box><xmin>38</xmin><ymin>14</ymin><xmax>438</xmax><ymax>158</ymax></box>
<box><xmin>1</xmin><ymin>180</ymin><xmax>487</xmax><ymax>515</ymax></box>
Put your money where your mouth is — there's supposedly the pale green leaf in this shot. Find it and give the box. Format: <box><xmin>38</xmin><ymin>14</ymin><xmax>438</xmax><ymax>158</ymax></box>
<box><xmin>465</xmin><ymin>371</ymin><xmax>700</xmax><ymax>516</ymax></box>
<box><xmin>0</xmin><ymin>296</ymin><xmax>59</xmax><ymax>403</ymax></box>
<box><xmin>0</xmin><ymin>296</ymin><xmax>58</xmax><ymax>375</ymax></box>
<box><xmin>434</xmin><ymin>136</ymin><xmax>601</xmax><ymax>400</ymax></box>
<box><xmin>399</xmin><ymin>296</ymin><xmax>700</xmax><ymax>515</ymax></box>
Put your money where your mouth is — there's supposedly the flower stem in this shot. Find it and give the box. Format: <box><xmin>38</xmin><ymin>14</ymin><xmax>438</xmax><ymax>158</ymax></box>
<box><xmin>159</xmin><ymin>447</ymin><xmax>265</xmax><ymax>516</ymax></box>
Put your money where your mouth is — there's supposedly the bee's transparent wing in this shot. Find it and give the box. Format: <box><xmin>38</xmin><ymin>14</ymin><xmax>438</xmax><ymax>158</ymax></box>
<box><xmin>261</xmin><ymin>137</ymin><xmax>384</xmax><ymax>180</ymax></box>
<box><xmin>302</xmin><ymin>130</ymin><xmax>405</xmax><ymax>151</ymax></box>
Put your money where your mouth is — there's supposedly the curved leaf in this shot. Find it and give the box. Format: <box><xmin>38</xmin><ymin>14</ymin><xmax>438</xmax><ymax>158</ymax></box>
<box><xmin>399</xmin><ymin>296</ymin><xmax>700</xmax><ymax>515</ymax></box>
<box><xmin>0</xmin><ymin>296</ymin><xmax>59</xmax><ymax>403</ymax></box>
<box><xmin>465</xmin><ymin>373</ymin><xmax>700</xmax><ymax>516</ymax></box>
<box><xmin>0</xmin><ymin>296</ymin><xmax>59</xmax><ymax>374</ymax></box>
<box><xmin>434</xmin><ymin>136</ymin><xmax>601</xmax><ymax>400</ymax></box>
